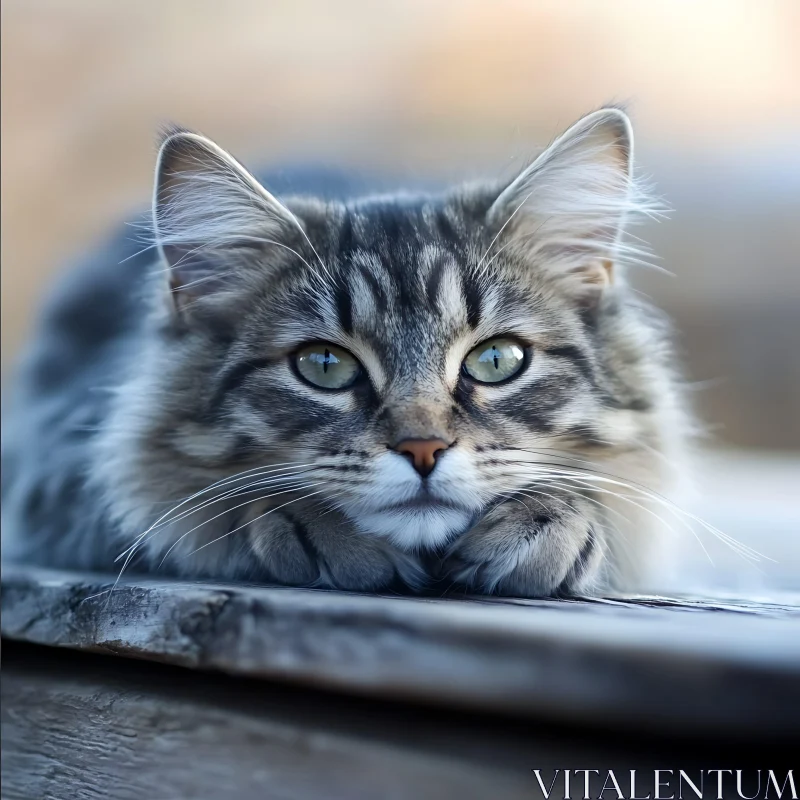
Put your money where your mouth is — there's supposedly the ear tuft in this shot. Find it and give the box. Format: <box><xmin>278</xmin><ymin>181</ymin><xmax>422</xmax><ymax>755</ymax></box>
<box><xmin>152</xmin><ymin>130</ymin><xmax>301</xmax><ymax>314</ymax></box>
<box><xmin>485</xmin><ymin>108</ymin><xmax>660</xmax><ymax>305</ymax></box>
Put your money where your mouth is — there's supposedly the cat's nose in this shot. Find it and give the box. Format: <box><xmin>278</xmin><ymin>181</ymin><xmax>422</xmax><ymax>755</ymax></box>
<box><xmin>392</xmin><ymin>438</ymin><xmax>451</xmax><ymax>478</ymax></box>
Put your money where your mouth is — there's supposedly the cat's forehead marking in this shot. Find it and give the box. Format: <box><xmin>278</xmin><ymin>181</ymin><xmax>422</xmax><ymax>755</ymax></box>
<box><xmin>282</xmin><ymin>204</ymin><xmax>576</xmax><ymax>396</ymax></box>
<box><xmin>418</xmin><ymin>245</ymin><xmax>468</xmax><ymax>328</ymax></box>
<box><xmin>345</xmin><ymin>249</ymin><xmax>391</xmax><ymax>326</ymax></box>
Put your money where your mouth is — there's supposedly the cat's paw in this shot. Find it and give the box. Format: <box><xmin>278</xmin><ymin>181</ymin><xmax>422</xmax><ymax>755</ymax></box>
<box><xmin>245</xmin><ymin>510</ymin><xmax>320</xmax><ymax>586</ymax></box>
<box><xmin>312</xmin><ymin>526</ymin><xmax>426</xmax><ymax>592</ymax></box>
<box><xmin>246</xmin><ymin>509</ymin><xmax>424</xmax><ymax>592</ymax></box>
<box><xmin>440</xmin><ymin>497</ymin><xmax>603</xmax><ymax>597</ymax></box>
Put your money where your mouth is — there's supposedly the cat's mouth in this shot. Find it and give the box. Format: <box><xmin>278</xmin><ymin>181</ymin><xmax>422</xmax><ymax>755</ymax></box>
<box><xmin>355</xmin><ymin>494</ymin><xmax>477</xmax><ymax>550</ymax></box>
<box><xmin>381</xmin><ymin>496</ymin><xmax>464</xmax><ymax>512</ymax></box>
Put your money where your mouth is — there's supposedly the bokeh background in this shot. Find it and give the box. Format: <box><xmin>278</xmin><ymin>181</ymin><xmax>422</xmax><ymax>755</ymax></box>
<box><xmin>2</xmin><ymin>0</ymin><xmax>798</xmax><ymax>591</ymax></box>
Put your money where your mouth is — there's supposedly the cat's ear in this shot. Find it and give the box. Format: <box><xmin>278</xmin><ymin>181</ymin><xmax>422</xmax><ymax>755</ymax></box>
<box><xmin>153</xmin><ymin>128</ymin><xmax>302</xmax><ymax>314</ymax></box>
<box><xmin>486</xmin><ymin>108</ymin><xmax>645</xmax><ymax>305</ymax></box>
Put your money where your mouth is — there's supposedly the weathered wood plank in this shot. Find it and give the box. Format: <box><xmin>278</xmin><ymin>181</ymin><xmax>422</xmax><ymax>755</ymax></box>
<box><xmin>1</xmin><ymin>643</ymin><xmax>791</xmax><ymax>800</ymax></box>
<box><xmin>2</xmin><ymin>565</ymin><xmax>799</xmax><ymax>737</ymax></box>
<box><xmin>0</xmin><ymin>644</ymin><xmax>537</xmax><ymax>800</ymax></box>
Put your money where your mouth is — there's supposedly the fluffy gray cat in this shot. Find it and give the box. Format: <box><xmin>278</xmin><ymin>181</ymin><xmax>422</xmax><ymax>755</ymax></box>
<box><xmin>1</xmin><ymin>108</ymin><xmax>687</xmax><ymax>596</ymax></box>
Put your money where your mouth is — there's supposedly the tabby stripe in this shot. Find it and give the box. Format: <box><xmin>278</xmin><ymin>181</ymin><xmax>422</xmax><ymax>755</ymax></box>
<box><xmin>541</xmin><ymin>345</ymin><xmax>594</xmax><ymax>380</ymax></box>
<box><xmin>338</xmin><ymin>209</ymin><xmax>355</xmax><ymax>255</ymax></box>
<box><xmin>211</xmin><ymin>357</ymin><xmax>274</xmax><ymax>410</ymax></box>
<box><xmin>243</xmin><ymin>386</ymin><xmax>339</xmax><ymax>439</ymax></box>
<box><xmin>425</xmin><ymin>256</ymin><xmax>447</xmax><ymax>307</ymax></box>
<box><xmin>460</xmin><ymin>269</ymin><xmax>483</xmax><ymax>328</ymax></box>
<box><xmin>356</xmin><ymin>262</ymin><xmax>388</xmax><ymax>314</ymax></box>
<box><xmin>286</xmin><ymin>513</ymin><xmax>322</xmax><ymax>581</ymax></box>
<box><xmin>495</xmin><ymin>376</ymin><xmax>578</xmax><ymax>431</ymax></box>
<box><xmin>435</xmin><ymin>207</ymin><xmax>459</xmax><ymax>246</ymax></box>
<box><xmin>334</xmin><ymin>278</ymin><xmax>354</xmax><ymax>334</ymax></box>
<box><xmin>556</xmin><ymin>526</ymin><xmax>596</xmax><ymax>595</ymax></box>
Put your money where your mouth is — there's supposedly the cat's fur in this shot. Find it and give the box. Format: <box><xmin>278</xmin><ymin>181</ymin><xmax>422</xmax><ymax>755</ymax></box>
<box><xmin>1</xmin><ymin>108</ymin><xmax>686</xmax><ymax>596</ymax></box>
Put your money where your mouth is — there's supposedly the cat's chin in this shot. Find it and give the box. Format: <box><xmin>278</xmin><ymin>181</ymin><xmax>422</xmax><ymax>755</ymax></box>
<box><xmin>354</xmin><ymin>506</ymin><xmax>475</xmax><ymax>551</ymax></box>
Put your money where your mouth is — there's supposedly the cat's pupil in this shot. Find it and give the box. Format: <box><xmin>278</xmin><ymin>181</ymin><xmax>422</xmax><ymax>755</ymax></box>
<box><xmin>323</xmin><ymin>348</ymin><xmax>330</xmax><ymax>373</ymax></box>
<box><xmin>492</xmin><ymin>347</ymin><xmax>500</xmax><ymax>369</ymax></box>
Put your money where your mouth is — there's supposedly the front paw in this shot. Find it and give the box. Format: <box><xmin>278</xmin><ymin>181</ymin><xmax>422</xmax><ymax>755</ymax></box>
<box><xmin>247</xmin><ymin>508</ymin><xmax>424</xmax><ymax>592</ymax></box>
<box><xmin>246</xmin><ymin>510</ymin><xmax>321</xmax><ymax>586</ymax></box>
<box><xmin>441</xmin><ymin>498</ymin><xmax>602</xmax><ymax>597</ymax></box>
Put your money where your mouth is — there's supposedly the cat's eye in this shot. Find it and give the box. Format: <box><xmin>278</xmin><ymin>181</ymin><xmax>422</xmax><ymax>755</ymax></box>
<box><xmin>294</xmin><ymin>343</ymin><xmax>361</xmax><ymax>390</ymax></box>
<box><xmin>462</xmin><ymin>338</ymin><xmax>526</xmax><ymax>384</ymax></box>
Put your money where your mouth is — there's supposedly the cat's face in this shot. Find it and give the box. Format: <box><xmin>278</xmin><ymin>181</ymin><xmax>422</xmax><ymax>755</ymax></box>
<box><xmin>196</xmin><ymin>227</ymin><xmax>611</xmax><ymax>552</ymax></box>
<box><xmin>144</xmin><ymin>110</ymin><xmax>664</xmax><ymax>561</ymax></box>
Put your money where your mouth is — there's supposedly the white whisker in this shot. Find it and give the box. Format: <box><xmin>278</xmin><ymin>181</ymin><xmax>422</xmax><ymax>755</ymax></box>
<box><xmin>502</xmin><ymin>460</ymin><xmax>771</xmax><ymax>567</ymax></box>
<box><xmin>181</xmin><ymin>490</ymin><xmax>326</xmax><ymax>558</ymax></box>
<box><xmin>475</xmin><ymin>190</ymin><xmax>536</xmax><ymax>274</ymax></box>
<box><xmin>114</xmin><ymin>463</ymin><xmax>316</xmax><ymax>561</ymax></box>
<box><xmin>156</xmin><ymin>483</ymin><xmax>324</xmax><ymax>568</ymax></box>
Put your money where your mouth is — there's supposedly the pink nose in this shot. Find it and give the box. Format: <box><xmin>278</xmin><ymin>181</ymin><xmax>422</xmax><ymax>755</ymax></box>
<box><xmin>392</xmin><ymin>438</ymin><xmax>451</xmax><ymax>477</ymax></box>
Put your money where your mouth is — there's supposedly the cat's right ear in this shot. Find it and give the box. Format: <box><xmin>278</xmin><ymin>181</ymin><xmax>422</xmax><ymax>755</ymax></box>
<box><xmin>153</xmin><ymin>129</ymin><xmax>303</xmax><ymax>316</ymax></box>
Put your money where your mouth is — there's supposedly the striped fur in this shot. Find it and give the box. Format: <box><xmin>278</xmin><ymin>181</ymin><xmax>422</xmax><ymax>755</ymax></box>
<box><xmin>1</xmin><ymin>109</ymin><xmax>687</xmax><ymax>596</ymax></box>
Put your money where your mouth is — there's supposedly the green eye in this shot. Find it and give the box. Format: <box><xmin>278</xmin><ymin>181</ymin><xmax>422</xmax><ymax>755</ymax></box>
<box><xmin>294</xmin><ymin>343</ymin><xmax>361</xmax><ymax>390</ymax></box>
<box><xmin>463</xmin><ymin>338</ymin><xmax>526</xmax><ymax>384</ymax></box>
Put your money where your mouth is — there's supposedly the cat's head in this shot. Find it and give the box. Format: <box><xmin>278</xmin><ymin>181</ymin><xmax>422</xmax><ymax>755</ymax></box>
<box><xmin>138</xmin><ymin>108</ymin><xmax>667</xmax><ymax>555</ymax></box>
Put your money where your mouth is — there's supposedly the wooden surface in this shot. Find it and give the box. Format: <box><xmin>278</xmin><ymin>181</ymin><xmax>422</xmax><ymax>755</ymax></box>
<box><xmin>3</xmin><ymin>643</ymin><xmax>792</xmax><ymax>800</ymax></box>
<box><xmin>3</xmin><ymin>644</ymin><xmax>543</xmax><ymax>800</ymax></box>
<box><xmin>3</xmin><ymin>565</ymin><xmax>800</xmax><ymax>739</ymax></box>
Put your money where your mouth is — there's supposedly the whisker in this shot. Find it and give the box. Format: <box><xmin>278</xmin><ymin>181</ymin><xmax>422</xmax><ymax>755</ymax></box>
<box><xmin>114</xmin><ymin>463</ymin><xmax>316</xmax><ymax>561</ymax></box>
<box><xmin>524</xmin><ymin>477</ymin><xmax>634</xmax><ymax>529</ymax></box>
<box><xmin>503</xmin><ymin>465</ymin><xmax>713</xmax><ymax>562</ymax></box>
<box><xmin>537</xmin><ymin>475</ymin><xmax>707</xmax><ymax>564</ymax></box>
<box><xmin>155</xmin><ymin>482</ymin><xmax>324</xmax><ymax>568</ymax></box>
<box><xmin>106</xmin><ymin>479</ymin><xmax>322</xmax><ymax>604</ymax></box>
<box><xmin>481</xmin><ymin>220</ymin><xmax>550</xmax><ymax>271</ymax></box>
<box><xmin>181</xmin><ymin>490</ymin><xmax>326</xmax><ymax>558</ymax></box>
<box><xmin>475</xmin><ymin>190</ymin><xmax>537</xmax><ymax>274</ymax></box>
<box><xmin>503</xmin><ymin>462</ymin><xmax>770</xmax><ymax>566</ymax></box>
<box><xmin>137</xmin><ymin>470</ymin><xmax>316</xmax><ymax>538</ymax></box>
<box><xmin>554</xmin><ymin>470</ymin><xmax>768</xmax><ymax>563</ymax></box>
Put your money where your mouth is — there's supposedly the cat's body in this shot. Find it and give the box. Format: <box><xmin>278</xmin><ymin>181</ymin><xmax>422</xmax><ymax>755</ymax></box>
<box><xmin>2</xmin><ymin>109</ymin><xmax>687</xmax><ymax>596</ymax></box>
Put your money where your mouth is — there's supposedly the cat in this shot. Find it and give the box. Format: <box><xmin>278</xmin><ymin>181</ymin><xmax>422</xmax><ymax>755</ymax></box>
<box><xmin>1</xmin><ymin>107</ymin><xmax>687</xmax><ymax>597</ymax></box>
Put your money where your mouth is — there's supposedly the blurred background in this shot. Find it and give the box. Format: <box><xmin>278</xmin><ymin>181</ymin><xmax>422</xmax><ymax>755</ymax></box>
<box><xmin>2</xmin><ymin>0</ymin><xmax>798</xmax><ymax>592</ymax></box>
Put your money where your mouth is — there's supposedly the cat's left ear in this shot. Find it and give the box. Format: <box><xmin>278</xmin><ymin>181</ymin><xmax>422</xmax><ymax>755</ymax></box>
<box><xmin>153</xmin><ymin>128</ymin><xmax>304</xmax><ymax>316</ymax></box>
<box><xmin>486</xmin><ymin>108</ymin><xmax>640</xmax><ymax>305</ymax></box>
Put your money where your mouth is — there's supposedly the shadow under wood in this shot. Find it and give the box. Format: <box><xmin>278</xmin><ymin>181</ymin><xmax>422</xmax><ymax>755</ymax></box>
<box><xmin>2</xmin><ymin>642</ymin><xmax>797</xmax><ymax>800</ymax></box>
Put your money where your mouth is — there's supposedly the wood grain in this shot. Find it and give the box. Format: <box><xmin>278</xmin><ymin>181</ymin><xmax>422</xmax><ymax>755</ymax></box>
<box><xmin>2</xmin><ymin>565</ymin><xmax>799</xmax><ymax>738</ymax></box>
<box><xmin>2</xmin><ymin>643</ymin><xmax>793</xmax><ymax>800</ymax></box>
<box><xmin>1</xmin><ymin>644</ymin><xmax>538</xmax><ymax>800</ymax></box>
